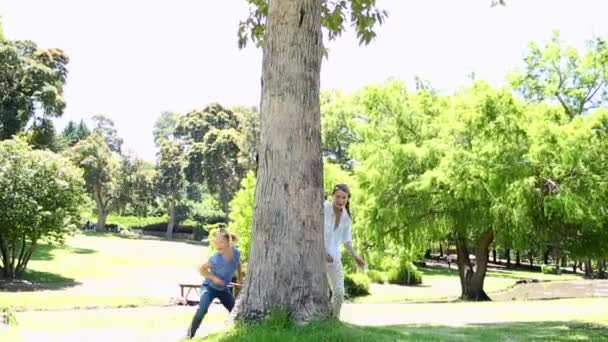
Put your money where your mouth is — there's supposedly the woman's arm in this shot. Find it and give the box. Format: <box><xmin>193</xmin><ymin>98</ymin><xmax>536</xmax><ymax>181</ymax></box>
<box><xmin>344</xmin><ymin>242</ymin><xmax>365</xmax><ymax>267</ymax></box>
<box><xmin>199</xmin><ymin>261</ymin><xmax>225</xmax><ymax>286</ymax></box>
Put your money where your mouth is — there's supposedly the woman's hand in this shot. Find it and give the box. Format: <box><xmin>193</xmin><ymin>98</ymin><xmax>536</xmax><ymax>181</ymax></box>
<box><xmin>326</xmin><ymin>254</ymin><xmax>334</xmax><ymax>263</ymax></box>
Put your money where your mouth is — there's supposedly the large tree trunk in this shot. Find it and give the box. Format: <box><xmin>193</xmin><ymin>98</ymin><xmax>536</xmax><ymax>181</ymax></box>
<box><xmin>231</xmin><ymin>0</ymin><xmax>329</xmax><ymax>323</ymax></box>
<box><xmin>439</xmin><ymin>243</ymin><xmax>444</xmax><ymax>257</ymax></box>
<box><xmin>166</xmin><ymin>199</ymin><xmax>176</xmax><ymax>239</ymax></box>
<box><xmin>599</xmin><ymin>260</ymin><xmax>606</xmax><ymax>279</ymax></box>
<box><xmin>456</xmin><ymin>229</ymin><xmax>494</xmax><ymax>301</ymax></box>
<box><xmin>543</xmin><ymin>249</ymin><xmax>550</xmax><ymax>265</ymax></box>
<box><xmin>94</xmin><ymin>189</ymin><xmax>108</xmax><ymax>232</ymax></box>
<box><xmin>505</xmin><ymin>248</ymin><xmax>511</xmax><ymax>267</ymax></box>
<box><xmin>0</xmin><ymin>235</ymin><xmax>14</xmax><ymax>279</ymax></box>
<box><xmin>515</xmin><ymin>250</ymin><xmax>521</xmax><ymax>266</ymax></box>
<box><xmin>584</xmin><ymin>259</ymin><xmax>593</xmax><ymax>277</ymax></box>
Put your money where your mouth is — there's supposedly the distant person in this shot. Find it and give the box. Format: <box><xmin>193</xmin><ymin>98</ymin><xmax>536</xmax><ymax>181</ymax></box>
<box><xmin>324</xmin><ymin>183</ymin><xmax>366</xmax><ymax>318</ymax></box>
<box><xmin>186</xmin><ymin>229</ymin><xmax>242</xmax><ymax>339</ymax></box>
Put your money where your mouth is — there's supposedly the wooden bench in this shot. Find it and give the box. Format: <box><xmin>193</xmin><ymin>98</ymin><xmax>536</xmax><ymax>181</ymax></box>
<box><xmin>179</xmin><ymin>282</ymin><xmax>243</xmax><ymax>305</ymax></box>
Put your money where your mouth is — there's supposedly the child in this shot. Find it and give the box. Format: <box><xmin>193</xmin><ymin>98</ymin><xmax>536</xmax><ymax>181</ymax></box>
<box><xmin>187</xmin><ymin>229</ymin><xmax>242</xmax><ymax>339</ymax></box>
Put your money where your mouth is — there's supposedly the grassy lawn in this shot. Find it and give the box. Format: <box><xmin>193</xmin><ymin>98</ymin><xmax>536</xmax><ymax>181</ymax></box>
<box><xmin>350</xmin><ymin>265</ymin><xmax>582</xmax><ymax>304</ymax></box>
<box><xmin>204</xmin><ymin>298</ymin><xmax>608</xmax><ymax>342</ymax></box>
<box><xmin>0</xmin><ymin>233</ymin><xmax>588</xmax><ymax>311</ymax></box>
<box><xmin>2</xmin><ymin>298</ymin><xmax>606</xmax><ymax>341</ymax></box>
<box><xmin>206</xmin><ymin>320</ymin><xmax>608</xmax><ymax>342</ymax></box>
<box><xmin>0</xmin><ymin>233</ymin><xmax>207</xmax><ymax>310</ymax></box>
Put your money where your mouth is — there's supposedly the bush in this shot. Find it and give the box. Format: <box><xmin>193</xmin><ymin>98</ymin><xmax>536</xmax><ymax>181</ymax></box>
<box><xmin>104</xmin><ymin>215</ymin><xmax>167</xmax><ymax>229</ymax></box>
<box><xmin>228</xmin><ymin>171</ymin><xmax>256</xmax><ymax>261</ymax></box>
<box><xmin>541</xmin><ymin>264</ymin><xmax>561</xmax><ymax>275</ymax></box>
<box><xmin>367</xmin><ymin>270</ymin><xmax>387</xmax><ymax>284</ymax></box>
<box><xmin>387</xmin><ymin>262</ymin><xmax>423</xmax><ymax>285</ymax></box>
<box><xmin>344</xmin><ymin>273</ymin><xmax>371</xmax><ymax>298</ymax></box>
<box><xmin>0</xmin><ymin>138</ymin><xmax>84</xmax><ymax>279</ymax></box>
<box><xmin>341</xmin><ymin>248</ymin><xmax>359</xmax><ymax>274</ymax></box>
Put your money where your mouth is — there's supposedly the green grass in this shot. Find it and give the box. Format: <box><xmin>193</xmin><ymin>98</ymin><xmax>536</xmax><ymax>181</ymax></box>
<box><xmin>202</xmin><ymin>300</ymin><xmax>608</xmax><ymax>342</ymax></box>
<box><xmin>1</xmin><ymin>298</ymin><xmax>607</xmax><ymax>341</ymax></box>
<box><xmin>205</xmin><ymin>321</ymin><xmax>608</xmax><ymax>342</ymax></box>
<box><xmin>0</xmin><ymin>234</ymin><xmax>588</xmax><ymax>311</ymax></box>
<box><xmin>22</xmin><ymin>234</ymin><xmax>204</xmax><ymax>280</ymax></box>
<box><xmin>0</xmin><ymin>234</ymin><xmax>207</xmax><ymax>310</ymax></box>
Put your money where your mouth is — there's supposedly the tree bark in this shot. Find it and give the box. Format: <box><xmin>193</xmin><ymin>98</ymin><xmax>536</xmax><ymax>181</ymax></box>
<box><xmin>439</xmin><ymin>243</ymin><xmax>444</xmax><ymax>257</ymax></box>
<box><xmin>505</xmin><ymin>248</ymin><xmax>511</xmax><ymax>267</ymax></box>
<box><xmin>572</xmin><ymin>260</ymin><xmax>577</xmax><ymax>273</ymax></box>
<box><xmin>456</xmin><ymin>229</ymin><xmax>494</xmax><ymax>301</ymax></box>
<box><xmin>560</xmin><ymin>255</ymin><xmax>567</xmax><ymax>268</ymax></box>
<box><xmin>492</xmin><ymin>248</ymin><xmax>497</xmax><ymax>264</ymax></box>
<box><xmin>0</xmin><ymin>234</ymin><xmax>14</xmax><ymax>279</ymax></box>
<box><xmin>166</xmin><ymin>199</ymin><xmax>176</xmax><ymax>239</ymax></box>
<box><xmin>598</xmin><ymin>259</ymin><xmax>606</xmax><ymax>279</ymax></box>
<box><xmin>231</xmin><ymin>0</ymin><xmax>329</xmax><ymax>323</ymax></box>
<box><xmin>543</xmin><ymin>249</ymin><xmax>550</xmax><ymax>265</ymax></box>
<box><xmin>515</xmin><ymin>250</ymin><xmax>521</xmax><ymax>266</ymax></box>
<box><xmin>584</xmin><ymin>259</ymin><xmax>593</xmax><ymax>277</ymax></box>
<box><xmin>94</xmin><ymin>188</ymin><xmax>108</xmax><ymax>232</ymax></box>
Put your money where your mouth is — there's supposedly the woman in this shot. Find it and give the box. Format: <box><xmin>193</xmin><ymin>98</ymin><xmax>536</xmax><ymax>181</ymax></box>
<box><xmin>324</xmin><ymin>183</ymin><xmax>365</xmax><ymax>318</ymax></box>
<box><xmin>187</xmin><ymin>229</ymin><xmax>242</xmax><ymax>339</ymax></box>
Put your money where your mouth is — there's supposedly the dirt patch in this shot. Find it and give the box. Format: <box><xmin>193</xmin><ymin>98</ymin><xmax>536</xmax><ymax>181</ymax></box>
<box><xmin>492</xmin><ymin>280</ymin><xmax>608</xmax><ymax>301</ymax></box>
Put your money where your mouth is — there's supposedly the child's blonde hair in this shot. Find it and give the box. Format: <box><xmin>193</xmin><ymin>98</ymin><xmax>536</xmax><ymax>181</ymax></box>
<box><xmin>213</xmin><ymin>227</ymin><xmax>239</xmax><ymax>245</ymax></box>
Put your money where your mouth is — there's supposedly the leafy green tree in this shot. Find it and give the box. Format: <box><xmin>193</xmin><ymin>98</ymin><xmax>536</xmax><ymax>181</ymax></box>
<box><xmin>176</xmin><ymin>103</ymin><xmax>246</xmax><ymax>214</ymax></box>
<box><xmin>0</xmin><ymin>138</ymin><xmax>84</xmax><ymax>279</ymax></box>
<box><xmin>0</xmin><ymin>27</ymin><xmax>69</xmax><ymax>140</ymax></box>
<box><xmin>157</xmin><ymin>140</ymin><xmax>187</xmax><ymax>238</ymax></box>
<box><xmin>115</xmin><ymin>155</ymin><xmax>159</xmax><ymax>217</ymax></box>
<box><xmin>321</xmin><ymin>91</ymin><xmax>360</xmax><ymax>168</ymax></box>
<box><xmin>510</xmin><ymin>31</ymin><xmax>608</xmax><ymax>118</ymax></box>
<box><xmin>92</xmin><ymin>114</ymin><xmax>123</xmax><ymax>154</ymax></box>
<box><xmin>232</xmin><ymin>106</ymin><xmax>260</xmax><ymax>174</ymax></box>
<box><xmin>153</xmin><ymin>111</ymin><xmax>180</xmax><ymax>147</ymax></box>
<box><xmin>70</xmin><ymin>133</ymin><xmax>121</xmax><ymax>231</ymax></box>
<box><xmin>354</xmin><ymin>82</ymin><xmax>529</xmax><ymax>300</ymax></box>
<box><xmin>62</xmin><ymin>119</ymin><xmax>91</xmax><ymax>147</ymax></box>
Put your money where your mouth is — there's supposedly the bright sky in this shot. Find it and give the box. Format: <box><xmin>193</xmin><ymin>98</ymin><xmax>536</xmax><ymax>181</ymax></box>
<box><xmin>2</xmin><ymin>0</ymin><xmax>608</xmax><ymax>162</ymax></box>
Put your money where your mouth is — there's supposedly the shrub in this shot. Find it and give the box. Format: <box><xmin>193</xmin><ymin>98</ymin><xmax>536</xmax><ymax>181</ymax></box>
<box><xmin>344</xmin><ymin>273</ymin><xmax>371</xmax><ymax>298</ymax></box>
<box><xmin>228</xmin><ymin>171</ymin><xmax>256</xmax><ymax>261</ymax></box>
<box><xmin>366</xmin><ymin>270</ymin><xmax>387</xmax><ymax>284</ymax></box>
<box><xmin>541</xmin><ymin>264</ymin><xmax>561</xmax><ymax>275</ymax></box>
<box><xmin>387</xmin><ymin>262</ymin><xmax>423</xmax><ymax>285</ymax></box>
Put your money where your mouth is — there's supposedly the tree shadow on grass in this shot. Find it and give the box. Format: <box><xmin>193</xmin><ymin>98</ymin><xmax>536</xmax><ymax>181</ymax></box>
<box><xmin>1</xmin><ymin>269</ymin><xmax>80</xmax><ymax>292</ymax></box>
<box><xmin>203</xmin><ymin>319</ymin><xmax>608</xmax><ymax>342</ymax></box>
<box><xmin>29</xmin><ymin>242</ymin><xmax>97</xmax><ymax>262</ymax></box>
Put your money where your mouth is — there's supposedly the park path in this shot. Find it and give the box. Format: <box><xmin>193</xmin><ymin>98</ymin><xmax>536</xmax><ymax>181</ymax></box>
<box><xmin>491</xmin><ymin>279</ymin><xmax>608</xmax><ymax>301</ymax></box>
